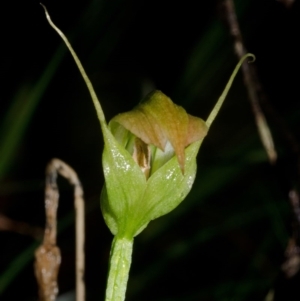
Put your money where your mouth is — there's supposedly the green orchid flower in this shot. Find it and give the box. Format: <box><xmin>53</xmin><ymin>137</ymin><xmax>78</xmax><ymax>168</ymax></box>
<box><xmin>42</xmin><ymin>6</ymin><xmax>254</xmax><ymax>301</ymax></box>
<box><xmin>100</xmin><ymin>90</ymin><xmax>208</xmax><ymax>238</ymax></box>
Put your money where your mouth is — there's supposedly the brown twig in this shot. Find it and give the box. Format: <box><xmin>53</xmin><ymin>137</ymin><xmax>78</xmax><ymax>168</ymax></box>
<box><xmin>34</xmin><ymin>158</ymin><xmax>85</xmax><ymax>301</ymax></box>
<box><xmin>277</xmin><ymin>0</ymin><xmax>295</xmax><ymax>9</ymax></box>
<box><xmin>221</xmin><ymin>0</ymin><xmax>277</xmax><ymax>164</ymax></box>
<box><xmin>0</xmin><ymin>213</ymin><xmax>43</xmax><ymax>239</ymax></box>
<box><xmin>221</xmin><ymin>0</ymin><xmax>300</xmax><ymax>178</ymax></box>
<box><xmin>281</xmin><ymin>190</ymin><xmax>300</xmax><ymax>278</ymax></box>
<box><xmin>289</xmin><ymin>190</ymin><xmax>300</xmax><ymax>226</ymax></box>
<box><xmin>222</xmin><ymin>0</ymin><xmax>300</xmax><ymax>288</ymax></box>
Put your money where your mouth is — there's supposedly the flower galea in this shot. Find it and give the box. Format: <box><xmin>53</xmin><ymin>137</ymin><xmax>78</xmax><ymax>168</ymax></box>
<box><xmin>100</xmin><ymin>90</ymin><xmax>208</xmax><ymax>239</ymax></box>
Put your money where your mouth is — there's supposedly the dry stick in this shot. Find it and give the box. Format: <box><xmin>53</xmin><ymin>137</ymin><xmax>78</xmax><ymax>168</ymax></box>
<box><xmin>223</xmin><ymin>0</ymin><xmax>300</xmax><ymax>281</ymax></box>
<box><xmin>35</xmin><ymin>161</ymin><xmax>61</xmax><ymax>301</ymax></box>
<box><xmin>281</xmin><ymin>190</ymin><xmax>300</xmax><ymax>278</ymax></box>
<box><xmin>34</xmin><ymin>158</ymin><xmax>85</xmax><ymax>301</ymax></box>
<box><xmin>222</xmin><ymin>0</ymin><xmax>277</xmax><ymax>164</ymax></box>
<box><xmin>289</xmin><ymin>190</ymin><xmax>300</xmax><ymax>226</ymax></box>
<box><xmin>277</xmin><ymin>0</ymin><xmax>295</xmax><ymax>9</ymax></box>
<box><xmin>0</xmin><ymin>213</ymin><xmax>43</xmax><ymax>239</ymax></box>
<box><xmin>223</xmin><ymin>0</ymin><xmax>300</xmax><ymax>212</ymax></box>
<box><xmin>223</xmin><ymin>0</ymin><xmax>300</xmax><ymax>177</ymax></box>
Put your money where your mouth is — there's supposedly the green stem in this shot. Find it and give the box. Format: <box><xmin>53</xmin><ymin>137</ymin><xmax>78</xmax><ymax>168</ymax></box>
<box><xmin>105</xmin><ymin>236</ymin><xmax>133</xmax><ymax>301</ymax></box>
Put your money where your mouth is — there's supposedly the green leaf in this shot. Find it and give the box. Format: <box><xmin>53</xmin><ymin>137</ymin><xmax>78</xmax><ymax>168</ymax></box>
<box><xmin>100</xmin><ymin>126</ymin><xmax>147</xmax><ymax>237</ymax></box>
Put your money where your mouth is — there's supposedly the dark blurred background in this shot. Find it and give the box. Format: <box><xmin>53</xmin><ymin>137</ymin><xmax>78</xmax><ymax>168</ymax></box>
<box><xmin>0</xmin><ymin>0</ymin><xmax>300</xmax><ymax>300</ymax></box>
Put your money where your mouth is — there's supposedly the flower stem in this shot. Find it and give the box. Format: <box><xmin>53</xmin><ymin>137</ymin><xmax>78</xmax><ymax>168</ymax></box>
<box><xmin>105</xmin><ymin>236</ymin><xmax>133</xmax><ymax>301</ymax></box>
